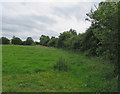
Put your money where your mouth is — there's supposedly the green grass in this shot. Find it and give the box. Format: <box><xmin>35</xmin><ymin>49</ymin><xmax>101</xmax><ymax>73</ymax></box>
<box><xmin>2</xmin><ymin>45</ymin><xmax>117</xmax><ymax>92</ymax></box>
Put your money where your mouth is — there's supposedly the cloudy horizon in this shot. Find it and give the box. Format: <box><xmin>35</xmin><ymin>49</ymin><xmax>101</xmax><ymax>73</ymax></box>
<box><xmin>1</xmin><ymin>1</ymin><xmax>104</xmax><ymax>41</ymax></box>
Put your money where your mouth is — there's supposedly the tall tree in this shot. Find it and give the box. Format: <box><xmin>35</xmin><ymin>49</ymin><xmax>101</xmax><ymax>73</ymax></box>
<box><xmin>11</xmin><ymin>36</ymin><xmax>22</xmax><ymax>45</ymax></box>
<box><xmin>40</xmin><ymin>35</ymin><xmax>50</xmax><ymax>46</ymax></box>
<box><xmin>26</xmin><ymin>37</ymin><xmax>34</xmax><ymax>45</ymax></box>
<box><xmin>47</xmin><ymin>37</ymin><xmax>58</xmax><ymax>47</ymax></box>
<box><xmin>57</xmin><ymin>29</ymin><xmax>77</xmax><ymax>48</ymax></box>
<box><xmin>86</xmin><ymin>2</ymin><xmax>119</xmax><ymax>80</ymax></box>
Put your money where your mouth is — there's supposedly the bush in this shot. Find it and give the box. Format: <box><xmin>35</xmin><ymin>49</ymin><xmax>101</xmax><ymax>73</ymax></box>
<box><xmin>25</xmin><ymin>37</ymin><xmax>34</xmax><ymax>45</ymax></box>
<box><xmin>22</xmin><ymin>41</ymin><xmax>27</xmax><ymax>45</ymax></box>
<box><xmin>47</xmin><ymin>37</ymin><xmax>58</xmax><ymax>47</ymax></box>
<box><xmin>40</xmin><ymin>35</ymin><xmax>50</xmax><ymax>46</ymax></box>
<box><xmin>53</xmin><ymin>56</ymin><xmax>68</xmax><ymax>72</ymax></box>
<box><xmin>11</xmin><ymin>37</ymin><xmax>22</xmax><ymax>45</ymax></box>
<box><xmin>0</xmin><ymin>37</ymin><xmax>10</xmax><ymax>44</ymax></box>
<box><xmin>35</xmin><ymin>41</ymin><xmax>40</xmax><ymax>45</ymax></box>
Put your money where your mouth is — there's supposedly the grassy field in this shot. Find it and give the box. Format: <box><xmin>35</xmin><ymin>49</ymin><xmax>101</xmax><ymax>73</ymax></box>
<box><xmin>2</xmin><ymin>45</ymin><xmax>117</xmax><ymax>92</ymax></box>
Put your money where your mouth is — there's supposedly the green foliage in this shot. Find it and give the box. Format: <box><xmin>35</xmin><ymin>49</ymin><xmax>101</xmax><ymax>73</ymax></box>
<box><xmin>86</xmin><ymin>2</ymin><xmax>118</xmax><ymax>58</ymax></box>
<box><xmin>47</xmin><ymin>37</ymin><xmax>58</xmax><ymax>47</ymax></box>
<box><xmin>64</xmin><ymin>35</ymin><xmax>80</xmax><ymax>50</ymax></box>
<box><xmin>57</xmin><ymin>29</ymin><xmax>77</xmax><ymax>48</ymax></box>
<box><xmin>25</xmin><ymin>37</ymin><xmax>34</xmax><ymax>45</ymax></box>
<box><xmin>53</xmin><ymin>56</ymin><xmax>68</xmax><ymax>72</ymax></box>
<box><xmin>11</xmin><ymin>36</ymin><xmax>22</xmax><ymax>45</ymax></box>
<box><xmin>0</xmin><ymin>37</ymin><xmax>10</xmax><ymax>44</ymax></box>
<box><xmin>69</xmin><ymin>29</ymin><xmax>77</xmax><ymax>35</ymax></box>
<box><xmin>57</xmin><ymin>32</ymin><xmax>71</xmax><ymax>48</ymax></box>
<box><xmin>40</xmin><ymin>35</ymin><xmax>50</xmax><ymax>46</ymax></box>
<box><xmin>35</xmin><ymin>41</ymin><xmax>40</xmax><ymax>45</ymax></box>
<box><xmin>86</xmin><ymin>2</ymin><xmax>119</xmax><ymax>77</ymax></box>
<box><xmin>22</xmin><ymin>41</ymin><xmax>27</xmax><ymax>45</ymax></box>
<box><xmin>80</xmin><ymin>26</ymin><xmax>99</xmax><ymax>56</ymax></box>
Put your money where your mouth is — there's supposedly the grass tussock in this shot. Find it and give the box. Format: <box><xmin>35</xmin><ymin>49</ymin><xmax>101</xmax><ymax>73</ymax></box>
<box><xmin>53</xmin><ymin>56</ymin><xmax>69</xmax><ymax>72</ymax></box>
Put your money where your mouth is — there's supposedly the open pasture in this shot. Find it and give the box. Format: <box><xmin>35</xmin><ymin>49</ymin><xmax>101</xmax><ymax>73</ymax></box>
<box><xmin>2</xmin><ymin>45</ymin><xmax>117</xmax><ymax>92</ymax></box>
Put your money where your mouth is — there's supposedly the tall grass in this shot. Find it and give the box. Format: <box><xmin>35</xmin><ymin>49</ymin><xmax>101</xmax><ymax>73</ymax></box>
<box><xmin>53</xmin><ymin>56</ymin><xmax>68</xmax><ymax>72</ymax></box>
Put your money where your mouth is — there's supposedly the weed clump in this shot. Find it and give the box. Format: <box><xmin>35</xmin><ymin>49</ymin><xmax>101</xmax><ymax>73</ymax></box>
<box><xmin>53</xmin><ymin>56</ymin><xmax>68</xmax><ymax>72</ymax></box>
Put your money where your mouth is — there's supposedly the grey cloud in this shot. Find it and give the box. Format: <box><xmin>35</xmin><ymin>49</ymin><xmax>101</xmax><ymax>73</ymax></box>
<box><xmin>2</xmin><ymin>14</ymin><xmax>58</xmax><ymax>40</ymax></box>
<box><xmin>2</xmin><ymin>15</ymin><xmax>57</xmax><ymax>28</ymax></box>
<box><xmin>31</xmin><ymin>15</ymin><xmax>57</xmax><ymax>24</ymax></box>
<box><xmin>1</xmin><ymin>2</ymin><xmax>99</xmax><ymax>41</ymax></box>
<box><xmin>52</xmin><ymin>2</ymin><xmax>97</xmax><ymax>21</ymax></box>
<box><xmin>21</xmin><ymin>2</ymin><xmax>27</xmax><ymax>6</ymax></box>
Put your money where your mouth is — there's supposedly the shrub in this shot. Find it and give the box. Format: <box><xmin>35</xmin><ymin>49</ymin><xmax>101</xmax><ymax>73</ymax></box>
<box><xmin>0</xmin><ymin>37</ymin><xmax>10</xmax><ymax>44</ymax></box>
<box><xmin>47</xmin><ymin>37</ymin><xmax>58</xmax><ymax>47</ymax></box>
<box><xmin>25</xmin><ymin>37</ymin><xmax>34</xmax><ymax>45</ymax></box>
<box><xmin>11</xmin><ymin>37</ymin><xmax>22</xmax><ymax>45</ymax></box>
<box><xmin>53</xmin><ymin>56</ymin><xmax>68</xmax><ymax>72</ymax></box>
<box><xmin>35</xmin><ymin>41</ymin><xmax>40</xmax><ymax>45</ymax></box>
<box><xmin>22</xmin><ymin>41</ymin><xmax>27</xmax><ymax>45</ymax></box>
<box><xmin>40</xmin><ymin>35</ymin><xmax>50</xmax><ymax>46</ymax></box>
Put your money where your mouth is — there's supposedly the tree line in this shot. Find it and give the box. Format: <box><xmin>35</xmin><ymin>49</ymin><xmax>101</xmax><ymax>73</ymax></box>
<box><xmin>0</xmin><ymin>36</ymin><xmax>36</xmax><ymax>45</ymax></box>
<box><xmin>0</xmin><ymin>1</ymin><xmax>119</xmax><ymax>84</ymax></box>
<box><xmin>0</xmin><ymin>28</ymin><xmax>99</xmax><ymax>57</ymax></box>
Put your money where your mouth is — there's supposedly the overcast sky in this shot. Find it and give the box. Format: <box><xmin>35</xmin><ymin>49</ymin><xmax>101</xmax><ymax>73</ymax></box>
<box><xmin>0</xmin><ymin>0</ymin><xmax>104</xmax><ymax>41</ymax></box>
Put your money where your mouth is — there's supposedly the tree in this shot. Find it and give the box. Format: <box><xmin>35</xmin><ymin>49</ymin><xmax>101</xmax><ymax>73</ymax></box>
<box><xmin>22</xmin><ymin>41</ymin><xmax>27</xmax><ymax>45</ymax></box>
<box><xmin>35</xmin><ymin>41</ymin><xmax>40</xmax><ymax>45</ymax></box>
<box><xmin>57</xmin><ymin>29</ymin><xmax>77</xmax><ymax>48</ymax></box>
<box><xmin>40</xmin><ymin>35</ymin><xmax>50</xmax><ymax>46</ymax></box>
<box><xmin>86</xmin><ymin>2</ymin><xmax>119</xmax><ymax>79</ymax></box>
<box><xmin>80</xmin><ymin>26</ymin><xmax>99</xmax><ymax>56</ymax></box>
<box><xmin>0</xmin><ymin>37</ymin><xmax>10</xmax><ymax>44</ymax></box>
<box><xmin>47</xmin><ymin>37</ymin><xmax>58</xmax><ymax>47</ymax></box>
<box><xmin>69</xmin><ymin>29</ymin><xmax>77</xmax><ymax>35</ymax></box>
<box><xmin>11</xmin><ymin>36</ymin><xmax>22</xmax><ymax>45</ymax></box>
<box><xmin>25</xmin><ymin>37</ymin><xmax>34</xmax><ymax>45</ymax></box>
<box><xmin>86</xmin><ymin>2</ymin><xmax>119</xmax><ymax>58</ymax></box>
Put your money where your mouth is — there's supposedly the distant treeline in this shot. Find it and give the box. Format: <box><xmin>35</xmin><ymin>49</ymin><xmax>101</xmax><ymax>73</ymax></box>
<box><xmin>0</xmin><ymin>2</ymin><xmax>119</xmax><ymax>80</ymax></box>
<box><xmin>0</xmin><ymin>36</ymin><xmax>39</xmax><ymax>45</ymax></box>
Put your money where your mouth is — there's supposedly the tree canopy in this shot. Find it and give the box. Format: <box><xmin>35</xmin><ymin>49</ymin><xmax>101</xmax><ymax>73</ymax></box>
<box><xmin>11</xmin><ymin>36</ymin><xmax>22</xmax><ymax>45</ymax></box>
<box><xmin>0</xmin><ymin>37</ymin><xmax>10</xmax><ymax>44</ymax></box>
<box><xmin>25</xmin><ymin>37</ymin><xmax>34</xmax><ymax>45</ymax></box>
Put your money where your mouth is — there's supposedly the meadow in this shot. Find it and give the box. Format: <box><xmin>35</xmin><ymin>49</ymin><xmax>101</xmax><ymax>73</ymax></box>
<box><xmin>2</xmin><ymin>45</ymin><xmax>117</xmax><ymax>92</ymax></box>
